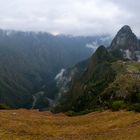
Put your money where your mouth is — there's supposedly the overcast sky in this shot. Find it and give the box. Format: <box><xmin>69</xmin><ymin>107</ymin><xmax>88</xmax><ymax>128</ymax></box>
<box><xmin>0</xmin><ymin>0</ymin><xmax>139</xmax><ymax>36</ymax></box>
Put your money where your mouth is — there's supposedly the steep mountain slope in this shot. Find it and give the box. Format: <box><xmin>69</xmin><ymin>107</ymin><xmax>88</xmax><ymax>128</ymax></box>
<box><xmin>54</xmin><ymin>46</ymin><xmax>116</xmax><ymax>112</ymax></box>
<box><xmin>0</xmin><ymin>29</ymin><xmax>111</xmax><ymax>108</ymax></box>
<box><xmin>55</xmin><ymin>25</ymin><xmax>140</xmax><ymax>113</ymax></box>
<box><xmin>109</xmin><ymin>25</ymin><xmax>140</xmax><ymax>60</ymax></box>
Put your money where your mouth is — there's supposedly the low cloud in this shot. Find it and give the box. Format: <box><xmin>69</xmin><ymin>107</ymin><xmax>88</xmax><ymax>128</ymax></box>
<box><xmin>0</xmin><ymin>0</ymin><xmax>140</xmax><ymax>36</ymax></box>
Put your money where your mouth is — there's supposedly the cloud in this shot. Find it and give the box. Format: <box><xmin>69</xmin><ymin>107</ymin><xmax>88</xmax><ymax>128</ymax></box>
<box><xmin>0</xmin><ymin>0</ymin><xmax>139</xmax><ymax>36</ymax></box>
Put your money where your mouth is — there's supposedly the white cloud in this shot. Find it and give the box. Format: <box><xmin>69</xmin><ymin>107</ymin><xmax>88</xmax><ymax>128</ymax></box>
<box><xmin>0</xmin><ymin>0</ymin><xmax>139</xmax><ymax>36</ymax></box>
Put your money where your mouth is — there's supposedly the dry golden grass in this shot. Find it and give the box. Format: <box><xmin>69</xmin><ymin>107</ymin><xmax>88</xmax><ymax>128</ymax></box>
<box><xmin>0</xmin><ymin>110</ymin><xmax>140</xmax><ymax>140</ymax></box>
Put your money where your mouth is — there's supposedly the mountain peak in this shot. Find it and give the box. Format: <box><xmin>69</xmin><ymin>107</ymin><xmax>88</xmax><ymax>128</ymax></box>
<box><xmin>119</xmin><ymin>25</ymin><xmax>132</xmax><ymax>33</ymax></box>
<box><xmin>93</xmin><ymin>45</ymin><xmax>111</xmax><ymax>61</ymax></box>
<box><xmin>110</xmin><ymin>25</ymin><xmax>139</xmax><ymax>50</ymax></box>
<box><xmin>110</xmin><ymin>25</ymin><xmax>140</xmax><ymax>61</ymax></box>
<box><xmin>95</xmin><ymin>45</ymin><xmax>106</xmax><ymax>54</ymax></box>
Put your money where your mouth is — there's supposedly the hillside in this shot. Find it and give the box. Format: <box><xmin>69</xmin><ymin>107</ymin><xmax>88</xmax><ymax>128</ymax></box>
<box><xmin>1</xmin><ymin>110</ymin><xmax>140</xmax><ymax>140</ymax></box>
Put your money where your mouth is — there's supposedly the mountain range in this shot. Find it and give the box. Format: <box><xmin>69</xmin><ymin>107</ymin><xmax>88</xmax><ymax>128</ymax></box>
<box><xmin>54</xmin><ymin>25</ymin><xmax>140</xmax><ymax>114</ymax></box>
<box><xmin>0</xmin><ymin>29</ymin><xmax>111</xmax><ymax>108</ymax></box>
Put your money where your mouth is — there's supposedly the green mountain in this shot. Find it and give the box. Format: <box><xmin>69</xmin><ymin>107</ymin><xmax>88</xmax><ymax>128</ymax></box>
<box><xmin>54</xmin><ymin>25</ymin><xmax>140</xmax><ymax>114</ymax></box>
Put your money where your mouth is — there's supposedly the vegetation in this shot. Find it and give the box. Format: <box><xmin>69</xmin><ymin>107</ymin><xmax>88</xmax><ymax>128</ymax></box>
<box><xmin>111</xmin><ymin>100</ymin><xmax>125</xmax><ymax>111</ymax></box>
<box><xmin>0</xmin><ymin>103</ymin><xmax>10</xmax><ymax>109</ymax></box>
<box><xmin>1</xmin><ymin>109</ymin><xmax>140</xmax><ymax>140</ymax></box>
<box><xmin>127</xmin><ymin>62</ymin><xmax>140</xmax><ymax>72</ymax></box>
<box><xmin>128</xmin><ymin>103</ymin><xmax>140</xmax><ymax>112</ymax></box>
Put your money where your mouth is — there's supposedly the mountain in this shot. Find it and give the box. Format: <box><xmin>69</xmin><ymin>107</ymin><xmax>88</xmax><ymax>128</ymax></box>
<box><xmin>109</xmin><ymin>25</ymin><xmax>140</xmax><ymax>60</ymax></box>
<box><xmin>0</xmin><ymin>29</ymin><xmax>111</xmax><ymax>108</ymax></box>
<box><xmin>54</xmin><ymin>25</ymin><xmax>140</xmax><ymax>114</ymax></box>
<box><xmin>54</xmin><ymin>46</ymin><xmax>116</xmax><ymax>112</ymax></box>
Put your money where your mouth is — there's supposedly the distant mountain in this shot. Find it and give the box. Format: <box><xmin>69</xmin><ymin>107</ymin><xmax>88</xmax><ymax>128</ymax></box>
<box><xmin>0</xmin><ymin>29</ymin><xmax>111</xmax><ymax>108</ymax></box>
<box><xmin>54</xmin><ymin>25</ymin><xmax>140</xmax><ymax>114</ymax></box>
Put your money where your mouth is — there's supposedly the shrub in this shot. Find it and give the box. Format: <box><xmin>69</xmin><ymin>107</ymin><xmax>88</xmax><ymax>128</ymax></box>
<box><xmin>0</xmin><ymin>104</ymin><xmax>10</xmax><ymax>109</ymax></box>
<box><xmin>129</xmin><ymin>103</ymin><xmax>140</xmax><ymax>112</ymax></box>
<box><xmin>65</xmin><ymin>111</ymin><xmax>77</xmax><ymax>116</ymax></box>
<box><xmin>65</xmin><ymin>109</ymin><xmax>94</xmax><ymax>116</ymax></box>
<box><xmin>111</xmin><ymin>100</ymin><xmax>125</xmax><ymax>111</ymax></box>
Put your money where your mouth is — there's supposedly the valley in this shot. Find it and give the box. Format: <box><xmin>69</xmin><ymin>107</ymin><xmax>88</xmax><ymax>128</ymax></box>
<box><xmin>0</xmin><ymin>29</ymin><xmax>110</xmax><ymax>109</ymax></box>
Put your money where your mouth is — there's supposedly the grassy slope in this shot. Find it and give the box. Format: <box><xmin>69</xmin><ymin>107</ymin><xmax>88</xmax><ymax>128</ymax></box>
<box><xmin>1</xmin><ymin>110</ymin><xmax>140</xmax><ymax>140</ymax></box>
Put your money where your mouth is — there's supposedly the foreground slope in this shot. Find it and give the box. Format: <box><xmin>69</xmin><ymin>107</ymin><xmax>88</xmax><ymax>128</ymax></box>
<box><xmin>1</xmin><ymin>110</ymin><xmax>140</xmax><ymax>140</ymax></box>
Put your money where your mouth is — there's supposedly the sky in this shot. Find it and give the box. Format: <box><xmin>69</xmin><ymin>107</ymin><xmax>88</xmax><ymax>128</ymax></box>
<box><xmin>0</xmin><ymin>0</ymin><xmax>140</xmax><ymax>36</ymax></box>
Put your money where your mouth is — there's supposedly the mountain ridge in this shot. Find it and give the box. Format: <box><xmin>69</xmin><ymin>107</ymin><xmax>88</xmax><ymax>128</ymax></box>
<box><xmin>54</xmin><ymin>25</ymin><xmax>140</xmax><ymax>113</ymax></box>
